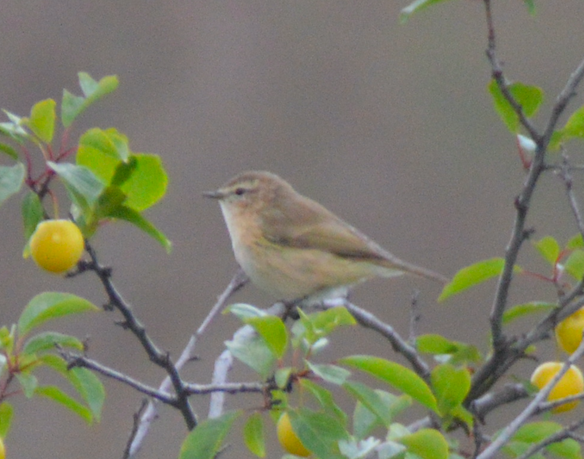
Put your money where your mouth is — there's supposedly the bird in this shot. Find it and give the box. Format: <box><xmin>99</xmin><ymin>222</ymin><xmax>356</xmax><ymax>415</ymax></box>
<box><xmin>204</xmin><ymin>171</ymin><xmax>448</xmax><ymax>302</ymax></box>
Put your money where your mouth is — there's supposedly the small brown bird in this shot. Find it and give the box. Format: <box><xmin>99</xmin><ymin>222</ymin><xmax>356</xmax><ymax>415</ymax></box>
<box><xmin>205</xmin><ymin>171</ymin><xmax>447</xmax><ymax>302</ymax></box>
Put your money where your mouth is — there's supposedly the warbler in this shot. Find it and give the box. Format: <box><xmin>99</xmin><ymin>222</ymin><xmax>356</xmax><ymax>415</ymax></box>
<box><xmin>204</xmin><ymin>171</ymin><xmax>448</xmax><ymax>302</ymax></box>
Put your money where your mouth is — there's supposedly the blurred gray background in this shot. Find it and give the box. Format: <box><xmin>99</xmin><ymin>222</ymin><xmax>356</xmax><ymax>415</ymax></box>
<box><xmin>2</xmin><ymin>1</ymin><xmax>584</xmax><ymax>458</ymax></box>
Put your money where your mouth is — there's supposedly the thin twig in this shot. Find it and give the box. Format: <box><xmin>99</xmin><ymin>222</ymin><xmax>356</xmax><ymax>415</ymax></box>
<box><xmin>477</xmin><ymin>340</ymin><xmax>584</xmax><ymax>459</ymax></box>
<box><xmin>408</xmin><ymin>290</ymin><xmax>421</xmax><ymax>345</ymax></box>
<box><xmin>185</xmin><ymin>381</ymin><xmax>266</xmax><ymax>396</ymax></box>
<box><xmin>515</xmin><ymin>416</ymin><xmax>584</xmax><ymax>459</ymax></box>
<box><xmin>321</xmin><ymin>298</ymin><xmax>431</xmax><ymax>382</ymax></box>
<box><xmin>208</xmin><ymin>300</ymin><xmax>287</xmax><ymax>419</ymax></box>
<box><xmin>470</xmin><ymin>0</ymin><xmax>584</xmax><ymax>402</ymax></box>
<box><xmin>483</xmin><ymin>0</ymin><xmax>539</xmax><ymax>140</ymax></box>
<box><xmin>126</xmin><ymin>269</ymin><xmax>248</xmax><ymax>458</ymax></box>
<box><xmin>558</xmin><ymin>155</ymin><xmax>584</xmax><ymax>239</ymax></box>
<box><xmin>62</xmin><ymin>353</ymin><xmax>175</xmax><ymax>404</ymax></box>
<box><xmin>83</xmin><ymin>242</ymin><xmax>197</xmax><ymax>430</ymax></box>
<box><xmin>122</xmin><ymin>399</ymin><xmax>149</xmax><ymax>459</ymax></box>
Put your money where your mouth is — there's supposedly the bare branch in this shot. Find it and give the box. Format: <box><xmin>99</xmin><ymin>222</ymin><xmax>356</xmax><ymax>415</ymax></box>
<box><xmin>126</xmin><ymin>269</ymin><xmax>248</xmax><ymax>457</ymax></box>
<box><xmin>82</xmin><ymin>242</ymin><xmax>197</xmax><ymax>430</ymax></box>
<box><xmin>208</xmin><ymin>300</ymin><xmax>287</xmax><ymax>418</ymax></box>
<box><xmin>483</xmin><ymin>0</ymin><xmax>539</xmax><ymax>140</ymax></box>
<box><xmin>321</xmin><ymin>298</ymin><xmax>431</xmax><ymax>382</ymax></box>
<box><xmin>62</xmin><ymin>353</ymin><xmax>175</xmax><ymax>404</ymax></box>
<box><xmin>122</xmin><ymin>400</ymin><xmax>149</xmax><ymax>459</ymax></box>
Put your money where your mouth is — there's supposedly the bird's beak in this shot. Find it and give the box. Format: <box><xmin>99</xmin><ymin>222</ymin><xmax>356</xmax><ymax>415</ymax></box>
<box><xmin>203</xmin><ymin>189</ymin><xmax>224</xmax><ymax>200</ymax></box>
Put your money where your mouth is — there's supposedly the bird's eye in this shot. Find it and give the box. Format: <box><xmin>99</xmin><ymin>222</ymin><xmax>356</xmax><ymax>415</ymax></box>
<box><xmin>234</xmin><ymin>187</ymin><xmax>246</xmax><ymax>196</ymax></box>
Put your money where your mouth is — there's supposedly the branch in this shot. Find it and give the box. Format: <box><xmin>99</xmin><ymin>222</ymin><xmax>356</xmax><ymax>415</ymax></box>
<box><xmin>558</xmin><ymin>155</ymin><xmax>584</xmax><ymax>240</ymax></box>
<box><xmin>62</xmin><ymin>352</ymin><xmax>175</xmax><ymax>404</ymax></box>
<box><xmin>79</xmin><ymin>242</ymin><xmax>197</xmax><ymax>430</ymax></box>
<box><xmin>477</xmin><ymin>340</ymin><xmax>584</xmax><ymax>459</ymax></box>
<box><xmin>321</xmin><ymin>298</ymin><xmax>431</xmax><ymax>382</ymax></box>
<box><xmin>483</xmin><ymin>0</ymin><xmax>539</xmax><ymax>140</ymax></box>
<box><xmin>471</xmin><ymin>1</ymin><xmax>584</xmax><ymax>402</ymax></box>
<box><xmin>542</xmin><ymin>56</ymin><xmax>584</xmax><ymax>146</ymax></box>
<box><xmin>126</xmin><ymin>269</ymin><xmax>249</xmax><ymax>458</ymax></box>
<box><xmin>208</xmin><ymin>300</ymin><xmax>287</xmax><ymax>418</ymax></box>
<box><xmin>185</xmin><ymin>381</ymin><xmax>266</xmax><ymax>396</ymax></box>
<box><xmin>515</xmin><ymin>416</ymin><xmax>584</xmax><ymax>459</ymax></box>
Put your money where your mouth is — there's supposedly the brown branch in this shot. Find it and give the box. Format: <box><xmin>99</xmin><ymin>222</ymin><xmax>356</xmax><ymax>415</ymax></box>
<box><xmin>126</xmin><ymin>269</ymin><xmax>249</xmax><ymax>458</ymax></box>
<box><xmin>79</xmin><ymin>242</ymin><xmax>197</xmax><ymax>430</ymax></box>
<box><xmin>321</xmin><ymin>298</ymin><xmax>431</xmax><ymax>382</ymax></box>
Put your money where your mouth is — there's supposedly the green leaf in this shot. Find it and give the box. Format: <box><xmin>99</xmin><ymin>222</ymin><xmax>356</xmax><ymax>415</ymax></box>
<box><xmin>567</xmin><ymin>234</ymin><xmax>584</xmax><ymax>250</ymax></box>
<box><xmin>300</xmin><ymin>379</ymin><xmax>347</xmax><ymax>423</ymax></box>
<box><xmin>61</xmin><ymin>73</ymin><xmax>118</xmax><ymax>127</ymax></box>
<box><xmin>36</xmin><ymin>385</ymin><xmax>93</xmax><ymax>424</ymax></box>
<box><xmin>340</xmin><ymin>355</ymin><xmax>438</xmax><ymax>412</ymax></box>
<box><xmin>78</xmin><ymin>72</ymin><xmax>118</xmax><ymax>102</ymax></box>
<box><xmin>243</xmin><ymin>412</ymin><xmax>265</xmax><ymax>457</ymax></box>
<box><xmin>0</xmin><ymin>403</ymin><xmax>13</xmax><ymax>438</ymax></box>
<box><xmin>0</xmin><ymin>110</ymin><xmax>28</xmax><ymax>143</ymax></box>
<box><xmin>179</xmin><ymin>411</ymin><xmax>241</xmax><ymax>459</ymax></box>
<box><xmin>0</xmin><ymin>163</ymin><xmax>25</xmax><ymax>207</ymax></box>
<box><xmin>93</xmin><ymin>186</ymin><xmax>128</xmax><ymax>221</ymax></box>
<box><xmin>27</xmin><ymin>99</ymin><xmax>56</xmax><ymax>144</ymax></box>
<box><xmin>399</xmin><ymin>0</ymin><xmax>453</xmax><ymax>23</ymax></box>
<box><xmin>225</xmin><ymin>330</ymin><xmax>276</xmax><ymax>378</ymax></box>
<box><xmin>505</xmin><ymin>420</ymin><xmax>582</xmax><ymax>459</ymax></box>
<box><xmin>439</xmin><ymin>258</ymin><xmax>520</xmax><ymax>302</ymax></box>
<box><xmin>353</xmin><ymin>400</ymin><xmax>381</xmax><ymax>440</ymax></box>
<box><xmin>344</xmin><ymin>381</ymin><xmax>394</xmax><ymax>426</ymax></box>
<box><xmin>416</xmin><ymin>334</ymin><xmax>482</xmax><ymax>364</ymax></box>
<box><xmin>548</xmin><ymin>438</ymin><xmax>581</xmax><ymax>459</ymax></box>
<box><xmin>524</xmin><ymin>0</ymin><xmax>536</xmax><ymax>15</ymax></box>
<box><xmin>111</xmin><ymin>156</ymin><xmax>137</xmax><ymax>186</ymax></box>
<box><xmin>68</xmin><ymin>367</ymin><xmax>105</xmax><ymax>422</ymax></box>
<box><xmin>565</xmin><ymin>250</ymin><xmax>584</xmax><ymax>280</ymax></box>
<box><xmin>77</xmin><ymin>128</ymin><xmax>130</xmax><ymax>162</ymax></box>
<box><xmin>488</xmin><ymin>79</ymin><xmax>544</xmax><ymax>133</ymax></box>
<box><xmin>292</xmin><ymin>306</ymin><xmax>356</xmax><ymax>347</ymax></box>
<box><xmin>245</xmin><ymin>316</ymin><xmax>288</xmax><ymax>359</ymax></box>
<box><xmin>227</xmin><ymin>303</ymin><xmax>268</xmax><ymax>320</ymax></box>
<box><xmin>21</xmin><ymin>191</ymin><xmax>45</xmax><ymax>243</ymax></box>
<box><xmin>117</xmin><ymin>154</ymin><xmax>167</xmax><ymax>211</ymax></box>
<box><xmin>502</xmin><ymin>302</ymin><xmax>556</xmax><ymax>325</ymax></box>
<box><xmin>561</xmin><ymin>104</ymin><xmax>584</xmax><ymax>141</ymax></box>
<box><xmin>275</xmin><ymin>367</ymin><xmax>293</xmax><ymax>390</ymax></box>
<box><xmin>431</xmin><ymin>363</ymin><xmax>471</xmax><ymax>416</ymax></box>
<box><xmin>18</xmin><ymin>292</ymin><xmax>99</xmax><ymax>336</ymax></box>
<box><xmin>288</xmin><ymin>408</ymin><xmax>348</xmax><ymax>459</ymax></box>
<box><xmin>512</xmin><ymin>421</ymin><xmax>562</xmax><ymax>443</ymax></box>
<box><xmin>534</xmin><ymin>236</ymin><xmax>560</xmax><ymax>266</ymax></box>
<box><xmin>399</xmin><ymin>429</ymin><xmax>449</xmax><ymax>459</ymax></box>
<box><xmin>306</xmin><ymin>362</ymin><xmax>351</xmax><ymax>385</ymax></box>
<box><xmin>0</xmin><ymin>142</ymin><xmax>19</xmax><ymax>160</ymax></box>
<box><xmin>77</xmin><ymin>143</ymin><xmax>167</xmax><ymax>211</ymax></box>
<box><xmin>61</xmin><ymin>90</ymin><xmax>84</xmax><ymax>129</ymax></box>
<box><xmin>21</xmin><ymin>191</ymin><xmax>44</xmax><ymax>258</ymax></box>
<box><xmin>106</xmin><ymin>205</ymin><xmax>172</xmax><ymax>252</ymax></box>
<box><xmin>16</xmin><ymin>371</ymin><xmax>38</xmax><ymax>398</ymax></box>
<box><xmin>48</xmin><ymin>161</ymin><xmax>104</xmax><ymax>217</ymax></box>
<box><xmin>23</xmin><ymin>331</ymin><xmax>84</xmax><ymax>355</ymax></box>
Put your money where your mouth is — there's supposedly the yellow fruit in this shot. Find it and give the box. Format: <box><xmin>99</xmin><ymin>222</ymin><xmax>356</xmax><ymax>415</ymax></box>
<box><xmin>555</xmin><ymin>308</ymin><xmax>584</xmax><ymax>354</ymax></box>
<box><xmin>30</xmin><ymin>219</ymin><xmax>84</xmax><ymax>273</ymax></box>
<box><xmin>0</xmin><ymin>437</ymin><xmax>5</xmax><ymax>459</ymax></box>
<box><xmin>277</xmin><ymin>412</ymin><xmax>311</xmax><ymax>457</ymax></box>
<box><xmin>531</xmin><ymin>362</ymin><xmax>584</xmax><ymax>413</ymax></box>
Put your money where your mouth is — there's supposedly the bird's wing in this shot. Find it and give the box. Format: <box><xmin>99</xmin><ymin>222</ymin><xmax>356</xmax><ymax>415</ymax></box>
<box><xmin>261</xmin><ymin>193</ymin><xmax>388</xmax><ymax>261</ymax></box>
<box><xmin>260</xmin><ymin>192</ymin><xmax>449</xmax><ymax>283</ymax></box>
